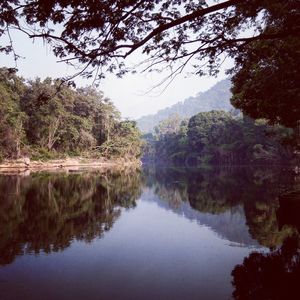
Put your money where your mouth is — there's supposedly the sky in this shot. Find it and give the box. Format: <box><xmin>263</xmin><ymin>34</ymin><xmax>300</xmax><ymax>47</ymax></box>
<box><xmin>0</xmin><ymin>29</ymin><xmax>231</xmax><ymax>119</ymax></box>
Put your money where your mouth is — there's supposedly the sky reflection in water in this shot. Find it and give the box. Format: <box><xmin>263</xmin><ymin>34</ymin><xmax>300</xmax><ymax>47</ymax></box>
<box><xmin>0</xmin><ymin>167</ymin><xmax>299</xmax><ymax>300</ymax></box>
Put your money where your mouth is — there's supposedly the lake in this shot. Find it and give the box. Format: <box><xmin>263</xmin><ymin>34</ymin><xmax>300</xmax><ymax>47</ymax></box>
<box><xmin>0</xmin><ymin>166</ymin><xmax>299</xmax><ymax>300</ymax></box>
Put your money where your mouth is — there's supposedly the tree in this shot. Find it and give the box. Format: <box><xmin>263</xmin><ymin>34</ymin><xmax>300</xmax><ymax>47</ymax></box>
<box><xmin>21</xmin><ymin>78</ymin><xmax>69</xmax><ymax>151</ymax></box>
<box><xmin>0</xmin><ymin>1</ymin><xmax>298</xmax><ymax>78</ymax></box>
<box><xmin>154</xmin><ymin>114</ymin><xmax>183</xmax><ymax>137</ymax></box>
<box><xmin>230</xmin><ymin>32</ymin><xmax>300</xmax><ymax>129</ymax></box>
<box><xmin>188</xmin><ymin>111</ymin><xmax>231</xmax><ymax>154</ymax></box>
<box><xmin>100</xmin><ymin>120</ymin><xmax>143</xmax><ymax>159</ymax></box>
<box><xmin>148</xmin><ymin>110</ymin><xmax>294</xmax><ymax>165</ymax></box>
<box><xmin>0</xmin><ymin>69</ymin><xmax>143</xmax><ymax>160</ymax></box>
<box><xmin>0</xmin><ymin>1</ymin><xmax>298</xmax><ymax>129</ymax></box>
<box><xmin>73</xmin><ymin>87</ymin><xmax>119</xmax><ymax>148</ymax></box>
<box><xmin>0</xmin><ymin>68</ymin><xmax>26</xmax><ymax>159</ymax></box>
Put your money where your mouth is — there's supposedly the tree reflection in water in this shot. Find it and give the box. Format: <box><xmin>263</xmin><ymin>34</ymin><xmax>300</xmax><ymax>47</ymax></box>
<box><xmin>232</xmin><ymin>235</ymin><xmax>300</xmax><ymax>300</ymax></box>
<box><xmin>146</xmin><ymin>166</ymin><xmax>300</xmax><ymax>298</ymax></box>
<box><xmin>1</xmin><ymin>166</ymin><xmax>299</xmax><ymax>299</ymax></box>
<box><xmin>0</xmin><ymin>170</ymin><xmax>142</xmax><ymax>266</ymax></box>
<box><xmin>145</xmin><ymin>166</ymin><xmax>298</xmax><ymax>248</ymax></box>
<box><xmin>232</xmin><ymin>187</ymin><xmax>300</xmax><ymax>300</ymax></box>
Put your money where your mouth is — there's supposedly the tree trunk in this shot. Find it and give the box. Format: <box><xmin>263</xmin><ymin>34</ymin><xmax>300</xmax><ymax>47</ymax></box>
<box><xmin>47</xmin><ymin>117</ymin><xmax>60</xmax><ymax>150</ymax></box>
<box><xmin>16</xmin><ymin>140</ymin><xmax>20</xmax><ymax>159</ymax></box>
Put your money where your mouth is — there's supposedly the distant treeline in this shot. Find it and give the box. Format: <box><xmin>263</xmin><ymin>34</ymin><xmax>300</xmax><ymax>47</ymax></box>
<box><xmin>143</xmin><ymin>111</ymin><xmax>296</xmax><ymax>165</ymax></box>
<box><xmin>0</xmin><ymin>68</ymin><xmax>142</xmax><ymax>161</ymax></box>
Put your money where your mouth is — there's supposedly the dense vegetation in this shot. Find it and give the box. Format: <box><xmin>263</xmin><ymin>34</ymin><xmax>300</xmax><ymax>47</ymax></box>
<box><xmin>137</xmin><ymin>79</ymin><xmax>232</xmax><ymax>133</ymax></box>
<box><xmin>0</xmin><ymin>68</ymin><xmax>142</xmax><ymax>161</ymax></box>
<box><xmin>144</xmin><ymin>111</ymin><xmax>295</xmax><ymax>165</ymax></box>
<box><xmin>230</xmin><ymin>6</ymin><xmax>300</xmax><ymax>130</ymax></box>
<box><xmin>0</xmin><ymin>1</ymin><xmax>298</xmax><ymax>137</ymax></box>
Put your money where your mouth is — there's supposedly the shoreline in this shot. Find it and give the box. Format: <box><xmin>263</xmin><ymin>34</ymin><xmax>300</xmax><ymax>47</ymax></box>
<box><xmin>0</xmin><ymin>157</ymin><xmax>142</xmax><ymax>173</ymax></box>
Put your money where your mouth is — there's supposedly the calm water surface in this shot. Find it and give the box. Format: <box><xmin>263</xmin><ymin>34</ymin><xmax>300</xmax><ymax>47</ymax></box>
<box><xmin>0</xmin><ymin>166</ymin><xmax>299</xmax><ymax>300</ymax></box>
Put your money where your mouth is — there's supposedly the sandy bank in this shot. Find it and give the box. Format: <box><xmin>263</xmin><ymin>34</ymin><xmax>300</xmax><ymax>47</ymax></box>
<box><xmin>0</xmin><ymin>157</ymin><xmax>141</xmax><ymax>173</ymax></box>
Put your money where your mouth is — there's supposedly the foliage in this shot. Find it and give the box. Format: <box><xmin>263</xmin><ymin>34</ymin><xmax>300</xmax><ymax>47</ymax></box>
<box><xmin>230</xmin><ymin>34</ymin><xmax>300</xmax><ymax>129</ymax></box>
<box><xmin>145</xmin><ymin>110</ymin><xmax>295</xmax><ymax>165</ymax></box>
<box><xmin>0</xmin><ymin>1</ymin><xmax>298</xmax><ymax>79</ymax></box>
<box><xmin>0</xmin><ymin>68</ymin><xmax>142</xmax><ymax>160</ymax></box>
<box><xmin>0</xmin><ymin>68</ymin><xmax>27</xmax><ymax>159</ymax></box>
<box><xmin>0</xmin><ymin>1</ymin><xmax>298</xmax><ymax>130</ymax></box>
<box><xmin>100</xmin><ymin>120</ymin><xmax>143</xmax><ymax>159</ymax></box>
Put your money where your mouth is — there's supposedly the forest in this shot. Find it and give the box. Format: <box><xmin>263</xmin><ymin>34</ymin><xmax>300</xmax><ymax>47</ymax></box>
<box><xmin>0</xmin><ymin>2</ymin><xmax>299</xmax><ymax>299</ymax></box>
<box><xmin>143</xmin><ymin>112</ymin><xmax>297</xmax><ymax>166</ymax></box>
<box><xmin>0</xmin><ymin>68</ymin><xmax>142</xmax><ymax>162</ymax></box>
<box><xmin>0</xmin><ymin>1</ymin><xmax>299</xmax><ymax>166</ymax></box>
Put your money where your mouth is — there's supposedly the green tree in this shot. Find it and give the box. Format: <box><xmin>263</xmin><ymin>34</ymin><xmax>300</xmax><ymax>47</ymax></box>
<box><xmin>0</xmin><ymin>68</ymin><xmax>26</xmax><ymax>159</ymax></box>
<box><xmin>0</xmin><ymin>70</ymin><xmax>143</xmax><ymax>160</ymax></box>
<box><xmin>1</xmin><ymin>1</ymin><xmax>298</xmax><ymax>131</ymax></box>
<box><xmin>230</xmin><ymin>35</ymin><xmax>300</xmax><ymax>129</ymax></box>
<box><xmin>21</xmin><ymin>78</ymin><xmax>69</xmax><ymax>151</ymax></box>
<box><xmin>101</xmin><ymin>120</ymin><xmax>143</xmax><ymax>159</ymax></box>
<box><xmin>188</xmin><ymin>111</ymin><xmax>231</xmax><ymax>154</ymax></box>
<box><xmin>149</xmin><ymin>110</ymin><xmax>294</xmax><ymax>165</ymax></box>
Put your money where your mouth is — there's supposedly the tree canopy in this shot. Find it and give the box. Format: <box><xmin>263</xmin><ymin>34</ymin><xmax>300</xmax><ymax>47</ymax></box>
<box><xmin>0</xmin><ymin>0</ymin><xmax>299</xmax><ymax>128</ymax></box>
<box><xmin>0</xmin><ymin>1</ymin><xmax>298</xmax><ymax>77</ymax></box>
<box><xmin>0</xmin><ymin>68</ymin><xmax>142</xmax><ymax>160</ymax></box>
<box><xmin>230</xmin><ymin>27</ymin><xmax>300</xmax><ymax>128</ymax></box>
<box><xmin>144</xmin><ymin>111</ymin><xmax>295</xmax><ymax>165</ymax></box>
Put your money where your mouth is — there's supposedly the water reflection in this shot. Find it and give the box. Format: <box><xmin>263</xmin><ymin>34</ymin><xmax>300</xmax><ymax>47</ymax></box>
<box><xmin>145</xmin><ymin>166</ymin><xmax>299</xmax><ymax>248</ymax></box>
<box><xmin>0</xmin><ymin>171</ymin><xmax>142</xmax><ymax>265</ymax></box>
<box><xmin>231</xmin><ymin>187</ymin><xmax>300</xmax><ymax>300</ymax></box>
<box><xmin>145</xmin><ymin>166</ymin><xmax>300</xmax><ymax>299</ymax></box>
<box><xmin>0</xmin><ymin>166</ymin><xmax>299</xmax><ymax>299</ymax></box>
<box><xmin>232</xmin><ymin>235</ymin><xmax>300</xmax><ymax>300</ymax></box>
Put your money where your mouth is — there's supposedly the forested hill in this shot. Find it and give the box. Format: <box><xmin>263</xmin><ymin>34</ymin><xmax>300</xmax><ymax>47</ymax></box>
<box><xmin>137</xmin><ymin>79</ymin><xmax>232</xmax><ymax>133</ymax></box>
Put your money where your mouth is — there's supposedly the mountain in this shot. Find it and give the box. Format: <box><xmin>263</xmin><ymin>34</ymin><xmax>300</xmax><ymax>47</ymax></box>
<box><xmin>136</xmin><ymin>79</ymin><xmax>233</xmax><ymax>133</ymax></box>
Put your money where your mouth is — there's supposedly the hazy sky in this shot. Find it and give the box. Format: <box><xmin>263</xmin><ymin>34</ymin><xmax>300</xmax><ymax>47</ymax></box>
<box><xmin>0</xmin><ymin>29</ymin><xmax>231</xmax><ymax>119</ymax></box>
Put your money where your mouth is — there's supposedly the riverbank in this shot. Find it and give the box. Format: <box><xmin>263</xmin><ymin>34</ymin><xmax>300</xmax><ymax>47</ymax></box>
<box><xmin>0</xmin><ymin>157</ymin><xmax>142</xmax><ymax>173</ymax></box>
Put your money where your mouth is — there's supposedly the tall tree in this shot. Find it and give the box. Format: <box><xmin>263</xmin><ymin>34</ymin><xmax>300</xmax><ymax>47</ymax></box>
<box><xmin>21</xmin><ymin>78</ymin><xmax>70</xmax><ymax>151</ymax></box>
<box><xmin>100</xmin><ymin>120</ymin><xmax>143</xmax><ymax>159</ymax></box>
<box><xmin>0</xmin><ymin>69</ymin><xmax>143</xmax><ymax>160</ymax></box>
<box><xmin>230</xmin><ymin>4</ymin><xmax>300</xmax><ymax>129</ymax></box>
<box><xmin>0</xmin><ymin>68</ymin><xmax>26</xmax><ymax>159</ymax></box>
<box><xmin>0</xmin><ymin>1</ymin><xmax>298</xmax><ymax>129</ymax></box>
<box><xmin>149</xmin><ymin>110</ymin><xmax>294</xmax><ymax>165</ymax></box>
<box><xmin>0</xmin><ymin>1</ymin><xmax>298</xmax><ymax>78</ymax></box>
